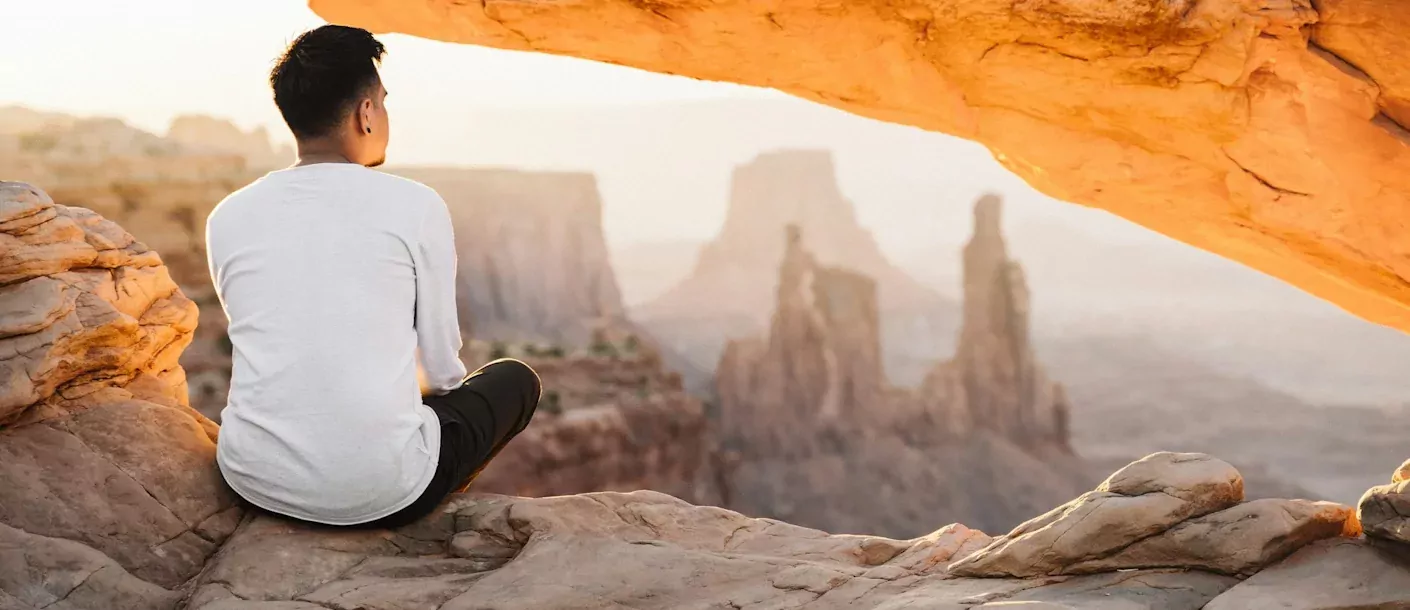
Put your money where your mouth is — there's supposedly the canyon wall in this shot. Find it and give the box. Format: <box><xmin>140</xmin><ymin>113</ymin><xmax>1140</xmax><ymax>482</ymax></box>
<box><xmin>310</xmin><ymin>0</ymin><xmax>1410</xmax><ymax>338</ymax></box>
<box><xmin>636</xmin><ymin>149</ymin><xmax>958</xmax><ymax>386</ymax></box>
<box><xmin>460</xmin><ymin>338</ymin><xmax>721</xmax><ymax>506</ymax></box>
<box><xmin>715</xmin><ymin>198</ymin><xmax>1084</xmax><ymax>537</ymax></box>
<box><xmin>390</xmin><ymin>167</ymin><xmax>632</xmax><ymax>348</ymax></box>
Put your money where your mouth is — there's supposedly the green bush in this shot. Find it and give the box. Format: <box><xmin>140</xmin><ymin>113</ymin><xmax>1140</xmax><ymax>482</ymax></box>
<box><xmin>542</xmin><ymin>390</ymin><xmax>563</xmax><ymax>415</ymax></box>
<box><xmin>589</xmin><ymin>338</ymin><xmax>616</xmax><ymax>358</ymax></box>
<box><xmin>18</xmin><ymin>133</ymin><xmax>58</xmax><ymax>153</ymax></box>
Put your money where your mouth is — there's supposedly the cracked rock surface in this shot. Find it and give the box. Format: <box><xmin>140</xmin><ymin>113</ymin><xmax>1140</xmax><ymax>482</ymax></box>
<box><xmin>189</xmin><ymin>490</ymin><xmax>1240</xmax><ymax>610</ymax></box>
<box><xmin>950</xmin><ymin>452</ymin><xmax>1245</xmax><ymax>577</ymax></box>
<box><xmin>310</xmin><ymin>0</ymin><xmax>1410</xmax><ymax>336</ymax></box>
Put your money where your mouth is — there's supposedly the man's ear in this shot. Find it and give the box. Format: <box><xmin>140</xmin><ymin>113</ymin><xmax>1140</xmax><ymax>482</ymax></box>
<box><xmin>360</xmin><ymin>99</ymin><xmax>374</xmax><ymax>134</ymax></box>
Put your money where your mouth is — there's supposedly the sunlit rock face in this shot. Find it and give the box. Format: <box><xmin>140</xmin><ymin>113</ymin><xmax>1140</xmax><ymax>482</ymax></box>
<box><xmin>0</xmin><ymin>108</ymin><xmax>282</xmax><ymax>421</ymax></box>
<box><xmin>310</xmin><ymin>0</ymin><xmax>1410</xmax><ymax>336</ymax></box>
<box><xmin>0</xmin><ymin>182</ymin><xmax>240</xmax><ymax>609</ymax></box>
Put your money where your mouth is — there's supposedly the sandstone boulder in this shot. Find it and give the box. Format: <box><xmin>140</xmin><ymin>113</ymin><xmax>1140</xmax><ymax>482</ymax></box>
<box><xmin>1359</xmin><ymin>480</ymin><xmax>1410</xmax><ymax>547</ymax></box>
<box><xmin>1064</xmin><ymin>499</ymin><xmax>1358</xmax><ymax>576</ymax></box>
<box><xmin>952</xmin><ymin>452</ymin><xmax>1361</xmax><ymax>580</ymax></box>
<box><xmin>0</xmin><ymin>182</ymin><xmax>238</xmax><ymax>609</ymax></box>
<box><xmin>950</xmin><ymin>452</ymin><xmax>1245</xmax><ymax>577</ymax></box>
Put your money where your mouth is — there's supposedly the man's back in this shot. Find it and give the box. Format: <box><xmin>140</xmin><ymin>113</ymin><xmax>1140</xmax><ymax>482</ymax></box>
<box><xmin>207</xmin><ymin>163</ymin><xmax>467</xmax><ymax>525</ymax></box>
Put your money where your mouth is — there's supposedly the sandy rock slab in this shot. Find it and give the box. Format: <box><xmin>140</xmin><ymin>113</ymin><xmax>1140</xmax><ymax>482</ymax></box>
<box><xmin>1204</xmin><ymin>538</ymin><xmax>1410</xmax><ymax>610</ymax></box>
<box><xmin>951</xmin><ymin>452</ymin><xmax>1357</xmax><ymax>578</ymax></box>
<box><xmin>189</xmin><ymin>490</ymin><xmax>1243</xmax><ymax>610</ymax></box>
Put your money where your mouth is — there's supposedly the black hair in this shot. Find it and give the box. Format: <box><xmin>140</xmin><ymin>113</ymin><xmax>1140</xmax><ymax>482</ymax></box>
<box><xmin>270</xmin><ymin>25</ymin><xmax>386</xmax><ymax>140</ymax></box>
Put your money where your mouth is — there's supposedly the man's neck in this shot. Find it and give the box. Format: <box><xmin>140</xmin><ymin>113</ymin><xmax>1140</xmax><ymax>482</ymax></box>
<box><xmin>293</xmin><ymin>139</ymin><xmax>358</xmax><ymax>167</ymax></box>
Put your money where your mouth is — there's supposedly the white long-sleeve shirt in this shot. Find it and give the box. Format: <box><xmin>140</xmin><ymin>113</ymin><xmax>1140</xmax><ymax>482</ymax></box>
<box><xmin>206</xmin><ymin>163</ymin><xmax>468</xmax><ymax>525</ymax></box>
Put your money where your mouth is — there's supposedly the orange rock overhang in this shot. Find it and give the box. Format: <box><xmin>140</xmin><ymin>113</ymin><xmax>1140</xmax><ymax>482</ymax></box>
<box><xmin>308</xmin><ymin>0</ymin><xmax>1410</xmax><ymax>334</ymax></box>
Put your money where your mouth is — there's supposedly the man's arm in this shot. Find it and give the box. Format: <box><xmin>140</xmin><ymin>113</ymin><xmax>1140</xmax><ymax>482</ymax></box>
<box><xmin>413</xmin><ymin>195</ymin><xmax>469</xmax><ymax>395</ymax></box>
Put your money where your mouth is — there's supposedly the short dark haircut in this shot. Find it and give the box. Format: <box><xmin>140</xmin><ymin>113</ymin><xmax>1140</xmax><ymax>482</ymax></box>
<box><xmin>270</xmin><ymin>25</ymin><xmax>386</xmax><ymax>139</ymax></box>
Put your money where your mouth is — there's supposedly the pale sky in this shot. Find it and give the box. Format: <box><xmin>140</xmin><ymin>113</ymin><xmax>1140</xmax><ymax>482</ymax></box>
<box><xmin>3</xmin><ymin>0</ymin><xmax>777</xmax><ymax>139</ymax></box>
<box><xmin>0</xmin><ymin>0</ymin><xmax>1188</xmax><ymax>254</ymax></box>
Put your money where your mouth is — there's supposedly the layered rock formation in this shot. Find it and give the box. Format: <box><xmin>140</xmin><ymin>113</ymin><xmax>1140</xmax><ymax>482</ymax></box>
<box><xmin>0</xmin><ymin>108</ymin><xmax>281</xmax><ymax>421</ymax></box>
<box><xmin>637</xmin><ymin>149</ymin><xmax>958</xmax><ymax>386</ymax></box>
<box><xmin>715</xmin><ymin>198</ymin><xmax>1084</xmax><ymax>536</ymax></box>
<box><xmin>311</xmin><ymin>0</ymin><xmax>1410</xmax><ymax>338</ymax></box>
<box><xmin>458</xmin><ymin>338</ymin><xmax>721</xmax><ymax>506</ymax></box>
<box><xmin>0</xmin><ymin>182</ymin><xmax>240</xmax><ymax>609</ymax></box>
<box><xmin>389</xmin><ymin>167</ymin><xmax>632</xmax><ymax>348</ymax></box>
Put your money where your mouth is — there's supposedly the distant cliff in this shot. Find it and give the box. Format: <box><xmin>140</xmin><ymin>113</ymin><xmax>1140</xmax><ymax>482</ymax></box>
<box><xmin>166</xmin><ymin>115</ymin><xmax>293</xmax><ymax>171</ymax></box>
<box><xmin>715</xmin><ymin>196</ymin><xmax>1084</xmax><ymax>537</ymax></box>
<box><xmin>634</xmin><ymin>149</ymin><xmax>958</xmax><ymax>387</ymax></box>
<box><xmin>389</xmin><ymin>167</ymin><xmax>631</xmax><ymax>348</ymax></box>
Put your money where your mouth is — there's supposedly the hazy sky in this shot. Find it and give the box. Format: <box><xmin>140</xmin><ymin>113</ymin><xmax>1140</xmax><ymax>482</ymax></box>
<box><xmin>0</xmin><ymin>0</ymin><xmax>1257</xmax><ymax>254</ymax></box>
<box><xmin>5</xmin><ymin>0</ymin><xmax>1084</xmax><ymax>252</ymax></box>
<box><xmin>4</xmin><ymin>0</ymin><xmax>776</xmax><ymax>138</ymax></box>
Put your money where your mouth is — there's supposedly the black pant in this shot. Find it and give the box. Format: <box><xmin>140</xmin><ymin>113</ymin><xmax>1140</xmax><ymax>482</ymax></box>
<box><xmin>364</xmin><ymin>358</ymin><xmax>541</xmax><ymax>528</ymax></box>
<box><xmin>240</xmin><ymin>358</ymin><xmax>541</xmax><ymax>529</ymax></box>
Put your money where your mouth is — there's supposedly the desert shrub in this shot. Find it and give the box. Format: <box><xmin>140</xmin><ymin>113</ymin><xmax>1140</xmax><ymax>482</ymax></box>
<box><xmin>542</xmin><ymin>390</ymin><xmax>563</xmax><ymax>415</ymax></box>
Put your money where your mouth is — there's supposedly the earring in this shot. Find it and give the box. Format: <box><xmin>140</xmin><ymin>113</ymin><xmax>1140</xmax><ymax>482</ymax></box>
<box><xmin>365</xmin><ymin>127</ymin><xmax>372</xmax><ymax>134</ymax></box>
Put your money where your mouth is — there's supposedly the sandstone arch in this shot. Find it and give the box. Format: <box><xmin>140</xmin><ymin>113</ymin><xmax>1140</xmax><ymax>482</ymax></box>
<box><xmin>308</xmin><ymin>0</ymin><xmax>1410</xmax><ymax>334</ymax></box>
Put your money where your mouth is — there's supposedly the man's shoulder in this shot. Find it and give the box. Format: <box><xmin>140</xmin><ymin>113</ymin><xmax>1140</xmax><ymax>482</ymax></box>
<box><xmin>208</xmin><ymin>175</ymin><xmax>273</xmax><ymax>226</ymax></box>
<box><xmin>364</xmin><ymin>169</ymin><xmax>445</xmax><ymax>207</ymax></box>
